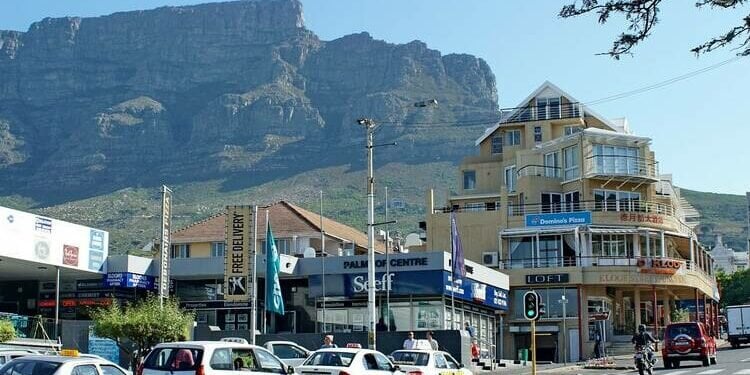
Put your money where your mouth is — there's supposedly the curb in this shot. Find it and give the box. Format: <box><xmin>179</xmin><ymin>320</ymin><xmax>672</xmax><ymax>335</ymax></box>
<box><xmin>582</xmin><ymin>365</ymin><xmax>634</xmax><ymax>370</ymax></box>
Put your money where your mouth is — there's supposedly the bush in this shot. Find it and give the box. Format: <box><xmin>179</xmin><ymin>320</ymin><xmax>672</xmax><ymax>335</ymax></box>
<box><xmin>0</xmin><ymin>320</ymin><xmax>16</xmax><ymax>343</ymax></box>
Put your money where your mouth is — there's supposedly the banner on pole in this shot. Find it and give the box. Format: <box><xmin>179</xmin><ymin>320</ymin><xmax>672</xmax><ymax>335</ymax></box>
<box><xmin>159</xmin><ymin>186</ymin><xmax>172</xmax><ymax>302</ymax></box>
<box><xmin>225</xmin><ymin>206</ymin><xmax>252</xmax><ymax>302</ymax></box>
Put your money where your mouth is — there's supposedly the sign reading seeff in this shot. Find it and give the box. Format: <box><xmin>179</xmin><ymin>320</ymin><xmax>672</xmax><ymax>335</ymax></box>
<box><xmin>525</xmin><ymin>211</ymin><xmax>591</xmax><ymax>227</ymax></box>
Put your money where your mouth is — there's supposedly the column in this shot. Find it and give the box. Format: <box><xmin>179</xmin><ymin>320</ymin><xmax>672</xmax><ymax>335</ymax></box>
<box><xmin>689</xmin><ymin>239</ymin><xmax>695</xmax><ymax>270</ymax></box>
<box><xmin>616</xmin><ymin>289</ymin><xmax>624</xmax><ymax>329</ymax></box>
<box><xmin>694</xmin><ymin>289</ymin><xmax>700</xmax><ymax>322</ymax></box>
<box><xmin>652</xmin><ymin>286</ymin><xmax>658</xmax><ymax>335</ymax></box>
<box><xmin>634</xmin><ymin>288</ymin><xmax>642</xmax><ymax>328</ymax></box>
<box><xmin>645</xmin><ymin>232</ymin><xmax>651</xmax><ymax>257</ymax></box>
<box><xmin>578</xmin><ymin>286</ymin><xmax>585</xmax><ymax>361</ymax></box>
<box><xmin>662</xmin><ymin>294</ymin><xmax>671</xmax><ymax>326</ymax></box>
<box><xmin>660</xmin><ymin>231</ymin><xmax>666</xmax><ymax>258</ymax></box>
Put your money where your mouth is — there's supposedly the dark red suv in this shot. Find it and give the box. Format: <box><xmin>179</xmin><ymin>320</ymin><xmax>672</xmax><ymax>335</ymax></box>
<box><xmin>662</xmin><ymin>322</ymin><xmax>717</xmax><ymax>368</ymax></box>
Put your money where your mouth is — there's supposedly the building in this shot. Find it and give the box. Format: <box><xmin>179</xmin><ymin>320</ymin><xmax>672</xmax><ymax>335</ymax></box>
<box><xmin>423</xmin><ymin>82</ymin><xmax>719</xmax><ymax>362</ymax></box>
<box><xmin>166</xmin><ymin>200</ymin><xmax>509</xmax><ymax>342</ymax></box>
<box><xmin>710</xmin><ymin>234</ymin><xmax>749</xmax><ymax>274</ymax></box>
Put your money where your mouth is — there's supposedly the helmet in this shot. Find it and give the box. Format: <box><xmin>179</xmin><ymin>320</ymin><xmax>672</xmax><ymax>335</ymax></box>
<box><xmin>638</xmin><ymin>324</ymin><xmax>646</xmax><ymax>333</ymax></box>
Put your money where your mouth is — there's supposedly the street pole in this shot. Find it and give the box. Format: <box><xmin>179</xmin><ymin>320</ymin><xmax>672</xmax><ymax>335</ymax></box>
<box><xmin>560</xmin><ymin>295</ymin><xmax>568</xmax><ymax>363</ymax></box>
<box><xmin>320</xmin><ymin>191</ymin><xmax>327</xmax><ymax>333</ymax></box>
<box><xmin>54</xmin><ymin>266</ymin><xmax>60</xmax><ymax>339</ymax></box>
<box><xmin>250</xmin><ymin>205</ymin><xmax>258</xmax><ymax>344</ymax></box>
<box><xmin>531</xmin><ymin>319</ymin><xmax>537</xmax><ymax>375</ymax></box>
<box><xmin>384</xmin><ymin>186</ymin><xmax>390</xmax><ymax>332</ymax></box>
<box><xmin>360</xmin><ymin>118</ymin><xmax>378</xmax><ymax>350</ymax></box>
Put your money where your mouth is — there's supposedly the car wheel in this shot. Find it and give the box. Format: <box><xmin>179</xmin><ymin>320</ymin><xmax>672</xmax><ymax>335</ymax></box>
<box><xmin>702</xmin><ymin>356</ymin><xmax>710</xmax><ymax>367</ymax></box>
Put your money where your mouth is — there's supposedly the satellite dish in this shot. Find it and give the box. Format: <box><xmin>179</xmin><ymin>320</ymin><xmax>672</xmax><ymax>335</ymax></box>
<box><xmin>303</xmin><ymin>247</ymin><xmax>316</xmax><ymax>258</ymax></box>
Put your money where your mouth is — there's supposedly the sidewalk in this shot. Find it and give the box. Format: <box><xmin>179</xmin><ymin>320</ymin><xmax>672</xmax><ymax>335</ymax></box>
<box><xmin>580</xmin><ymin>338</ymin><xmax>729</xmax><ymax>371</ymax></box>
<box><xmin>485</xmin><ymin>360</ymin><xmax>582</xmax><ymax>374</ymax></box>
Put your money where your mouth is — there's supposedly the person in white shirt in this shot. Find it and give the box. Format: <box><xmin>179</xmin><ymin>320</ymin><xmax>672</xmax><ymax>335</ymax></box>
<box><xmin>426</xmin><ymin>331</ymin><xmax>439</xmax><ymax>350</ymax></box>
<box><xmin>403</xmin><ymin>331</ymin><xmax>417</xmax><ymax>349</ymax></box>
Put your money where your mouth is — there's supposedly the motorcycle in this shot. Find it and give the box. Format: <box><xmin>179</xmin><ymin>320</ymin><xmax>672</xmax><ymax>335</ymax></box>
<box><xmin>634</xmin><ymin>344</ymin><xmax>656</xmax><ymax>375</ymax></box>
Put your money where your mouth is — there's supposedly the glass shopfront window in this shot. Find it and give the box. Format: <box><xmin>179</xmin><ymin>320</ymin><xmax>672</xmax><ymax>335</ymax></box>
<box><xmin>513</xmin><ymin>288</ymin><xmax>578</xmax><ymax>319</ymax></box>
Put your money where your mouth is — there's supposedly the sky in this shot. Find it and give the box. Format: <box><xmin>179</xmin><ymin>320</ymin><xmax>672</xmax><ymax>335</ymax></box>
<box><xmin>1</xmin><ymin>1</ymin><xmax>748</xmax><ymax>195</ymax></box>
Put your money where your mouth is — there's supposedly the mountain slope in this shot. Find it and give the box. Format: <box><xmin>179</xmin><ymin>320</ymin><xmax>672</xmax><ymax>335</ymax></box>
<box><xmin>681</xmin><ymin>189</ymin><xmax>748</xmax><ymax>251</ymax></box>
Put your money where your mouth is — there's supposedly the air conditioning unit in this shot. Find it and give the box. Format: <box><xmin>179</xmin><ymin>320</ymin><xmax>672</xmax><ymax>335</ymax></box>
<box><xmin>482</xmin><ymin>252</ymin><xmax>499</xmax><ymax>267</ymax></box>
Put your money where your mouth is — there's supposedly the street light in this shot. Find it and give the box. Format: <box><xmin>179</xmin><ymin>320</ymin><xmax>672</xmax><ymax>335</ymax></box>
<box><xmin>559</xmin><ymin>294</ymin><xmax>569</xmax><ymax>363</ymax></box>
<box><xmin>358</xmin><ymin>99</ymin><xmax>437</xmax><ymax>350</ymax></box>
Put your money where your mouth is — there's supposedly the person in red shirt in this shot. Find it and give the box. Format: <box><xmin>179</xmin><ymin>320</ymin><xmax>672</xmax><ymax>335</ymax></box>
<box><xmin>471</xmin><ymin>340</ymin><xmax>480</xmax><ymax>360</ymax></box>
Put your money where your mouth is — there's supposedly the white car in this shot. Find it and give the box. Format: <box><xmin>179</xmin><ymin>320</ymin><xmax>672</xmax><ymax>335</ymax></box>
<box><xmin>296</xmin><ymin>348</ymin><xmax>404</xmax><ymax>375</ymax></box>
<box><xmin>0</xmin><ymin>355</ymin><xmax>130</xmax><ymax>375</ymax></box>
<box><xmin>140</xmin><ymin>341</ymin><xmax>293</xmax><ymax>375</ymax></box>
<box><xmin>262</xmin><ymin>341</ymin><xmax>311</xmax><ymax>369</ymax></box>
<box><xmin>390</xmin><ymin>350</ymin><xmax>472</xmax><ymax>375</ymax></box>
<box><xmin>0</xmin><ymin>349</ymin><xmax>40</xmax><ymax>365</ymax></box>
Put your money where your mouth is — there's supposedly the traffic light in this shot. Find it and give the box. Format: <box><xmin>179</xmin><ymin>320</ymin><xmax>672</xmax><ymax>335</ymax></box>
<box><xmin>523</xmin><ymin>291</ymin><xmax>539</xmax><ymax>321</ymax></box>
<box><xmin>538</xmin><ymin>303</ymin><xmax>546</xmax><ymax>321</ymax></box>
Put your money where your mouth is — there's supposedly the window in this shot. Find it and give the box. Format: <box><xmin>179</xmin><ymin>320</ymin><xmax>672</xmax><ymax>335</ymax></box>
<box><xmin>373</xmin><ymin>353</ymin><xmax>394</xmax><ymax>371</ymax></box>
<box><xmin>464</xmin><ymin>203</ymin><xmax>484</xmax><ymax>212</ymax></box>
<box><xmin>304</xmin><ymin>352</ymin><xmax>355</xmax><ymax>367</ymax></box>
<box><xmin>563</xmin><ymin>145</ymin><xmax>579</xmax><ymax>180</ymax></box>
<box><xmin>509</xmin><ymin>237</ymin><xmax>533</xmax><ymax>269</ymax></box>
<box><xmin>391</xmin><ymin>352</ymin><xmax>429</xmax><ymax>366</ymax></box>
<box><xmin>564</xmin><ymin>126</ymin><xmax>583</xmax><ymax>136</ymax></box>
<box><xmin>253</xmin><ymin>348</ymin><xmax>285</xmax><ymax>373</ymax></box>
<box><xmin>485</xmin><ymin>201</ymin><xmax>499</xmax><ymax>211</ymax></box>
<box><xmin>593</xmin><ymin>189</ymin><xmax>641</xmax><ymax>211</ymax></box>
<box><xmin>491</xmin><ymin>136</ymin><xmax>503</xmax><ymax>154</ymax></box>
<box><xmin>0</xmin><ymin>362</ymin><xmax>61</xmax><ymax>375</ymax></box>
<box><xmin>564</xmin><ymin>191</ymin><xmax>580</xmax><ymax>212</ymax></box>
<box><xmin>593</xmin><ymin>144</ymin><xmax>640</xmax><ymax>175</ymax></box>
<box><xmin>541</xmin><ymin>193</ymin><xmax>562</xmax><ymax>213</ymax></box>
<box><xmin>260</xmin><ymin>238</ymin><xmax>292</xmax><ymax>255</ymax></box>
<box><xmin>534</xmin><ymin>126</ymin><xmax>542</xmax><ymax>143</ymax></box>
<box><xmin>538</xmin><ymin>235</ymin><xmax>562</xmax><ymax>267</ymax></box>
<box><xmin>272</xmin><ymin>344</ymin><xmax>307</xmax><ymax>359</ymax></box>
<box><xmin>513</xmin><ymin>288</ymin><xmax>578</xmax><ymax>319</ymax></box>
<box><xmin>536</xmin><ymin>97</ymin><xmax>561</xmax><ymax>119</ymax></box>
<box><xmin>144</xmin><ymin>347</ymin><xmax>204</xmax><ymax>372</ymax></box>
<box><xmin>100</xmin><ymin>366</ymin><xmax>126</xmax><ymax>375</ymax></box>
<box><xmin>171</xmin><ymin>244</ymin><xmax>190</xmax><ymax>259</ymax></box>
<box><xmin>544</xmin><ymin>152</ymin><xmax>559</xmax><ymax>177</ymax></box>
<box><xmin>592</xmin><ymin>234</ymin><xmax>634</xmax><ymax>257</ymax></box>
<box><xmin>444</xmin><ymin>354</ymin><xmax>461</xmax><ymax>369</ymax></box>
<box><xmin>504</xmin><ymin>165</ymin><xmax>516</xmax><ymax>193</ymax></box>
<box><xmin>506</xmin><ymin>130</ymin><xmax>521</xmax><ymax>146</ymax></box>
<box><xmin>434</xmin><ymin>353</ymin><xmax>448</xmax><ymax>369</ymax></box>
<box><xmin>211</xmin><ymin>242</ymin><xmax>225</xmax><ymax>257</ymax></box>
<box><xmin>72</xmin><ymin>365</ymin><xmax>98</xmax><ymax>375</ymax></box>
<box><xmin>210</xmin><ymin>348</ymin><xmax>234</xmax><ymax>370</ymax></box>
<box><xmin>463</xmin><ymin>170</ymin><xmax>476</xmax><ymax>190</ymax></box>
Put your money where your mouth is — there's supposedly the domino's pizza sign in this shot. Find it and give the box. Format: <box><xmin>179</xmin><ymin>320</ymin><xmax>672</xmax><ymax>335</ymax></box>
<box><xmin>526</xmin><ymin>211</ymin><xmax>591</xmax><ymax>227</ymax></box>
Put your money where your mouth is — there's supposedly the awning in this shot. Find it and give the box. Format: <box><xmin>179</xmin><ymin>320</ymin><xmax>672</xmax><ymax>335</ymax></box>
<box><xmin>500</xmin><ymin>226</ymin><xmax>579</xmax><ymax>237</ymax></box>
<box><xmin>587</xmin><ymin>227</ymin><xmax>640</xmax><ymax>234</ymax></box>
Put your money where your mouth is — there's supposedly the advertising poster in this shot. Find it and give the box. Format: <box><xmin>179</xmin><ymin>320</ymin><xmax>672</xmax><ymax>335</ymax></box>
<box><xmin>224</xmin><ymin>206</ymin><xmax>252</xmax><ymax>302</ymax></box>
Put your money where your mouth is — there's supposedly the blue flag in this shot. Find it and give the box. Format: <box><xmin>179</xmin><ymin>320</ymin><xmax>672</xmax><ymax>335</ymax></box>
<box><xmin>265</xmin><ymin>221</ymin><xmax>285</xmax><ymax>315</ymax></box>
<box><xmin>450</xmin><ymin>211</ymin><xmax>466</xmax><ymax>278</ymax></box>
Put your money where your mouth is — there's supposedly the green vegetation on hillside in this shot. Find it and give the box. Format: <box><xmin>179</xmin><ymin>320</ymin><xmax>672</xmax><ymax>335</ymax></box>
<box><xmin>681</xmin><ymin>189</ymin><xmax>748</xmax><ymax>251</ymax></box>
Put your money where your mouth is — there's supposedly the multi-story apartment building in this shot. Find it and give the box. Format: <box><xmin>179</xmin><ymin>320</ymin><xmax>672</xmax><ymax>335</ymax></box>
<box><xmin>710</xmin><ymin>234</ymin><xmax>749</xmax><ymax>274</ymax></box>
<box><xmin>424</xmin><ymin>82</ymin><xmax>719</xmax><ymax>362</ymax></box>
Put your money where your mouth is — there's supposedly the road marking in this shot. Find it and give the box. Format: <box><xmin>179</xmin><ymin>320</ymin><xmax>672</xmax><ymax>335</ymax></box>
<box><xmin>664</xmin><ymin>371</ymin><xmax>690</xmax><ymax>375</ymax></box>
<box><xmin>697</xmin><ymin>370</ymin><xmax>724</xmax><ymax>375</ymax></box>
<box><xmin>741</xmin><ymin>357</ymin><xmax>750</xmax><ymax>362</ymax></box>
<box><xmin>734</xmin><ymin>370</ymin><xmax>750</xmax><ymax>375</ymax></box>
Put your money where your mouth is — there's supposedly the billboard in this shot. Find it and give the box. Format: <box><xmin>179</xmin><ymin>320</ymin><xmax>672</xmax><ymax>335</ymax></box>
<box><xmin>225</xmin><ymin>206</ymin><xmax>252</xmax><ymax>302</ymax></box>
<box><xmin>0</xmin><ymin>206</ymin><xmax>109</xmax><ymax>272</ymax></box>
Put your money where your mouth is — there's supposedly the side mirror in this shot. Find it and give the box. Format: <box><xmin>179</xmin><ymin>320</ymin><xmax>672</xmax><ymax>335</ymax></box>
<box><xmin>391</xmin><ymin>364</ymin><xmax>400</xmax><ymax>372</ymax></box>
<box><xmin>459</xmin><ymin>363</ymin><xmax>465</xmax><ymax>368</ymax></box>
<box><xmin>286</xmin><ymin>365</ymin><xmax>295</xmax><ymax>374</ymax></box>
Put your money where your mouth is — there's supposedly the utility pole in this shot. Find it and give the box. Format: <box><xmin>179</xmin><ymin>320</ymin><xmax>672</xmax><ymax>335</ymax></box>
<box><xmin>559</xmin><ymin>294</ymin><xmax>568</xmax><ymax>363</ymax></box>
<box><xmin>358</xmin><ymin>117</ymin><xmax>378</xmax><ymax>350</ymax></box>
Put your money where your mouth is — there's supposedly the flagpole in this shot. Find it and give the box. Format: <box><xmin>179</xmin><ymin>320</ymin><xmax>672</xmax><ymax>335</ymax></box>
<box><xmin>320</xmin><ymin>191</ymin><xmax>327</xmax><ymax>333</ymax></box>
<box><xmin>450</xmin><ymin>210</ymin><xmax>456</xmax><ymax>330</ymax></box>
<box><xmin>264</xmin><ymin>209</ymin><xmax>269</xmax><ymax>335</ymax></box>
<box><xmin>251</xmin><ymin>205</ymin><xmax>258</xmax><ymax>344</ymax></box>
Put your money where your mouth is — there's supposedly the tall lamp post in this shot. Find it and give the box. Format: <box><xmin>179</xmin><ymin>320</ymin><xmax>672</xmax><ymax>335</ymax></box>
<box><xmin>357</xmin><ymin>99</ymin><xmax>437</xmax><ymax>350</ymax></box>
<box><xmin>559</xmin><ymin>294</ymin><xmax>568</xmax><ymax>363</ymax></box>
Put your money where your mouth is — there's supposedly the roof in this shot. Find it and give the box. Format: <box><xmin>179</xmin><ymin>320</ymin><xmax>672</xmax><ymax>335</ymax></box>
<box><xmin>153</xmin><ymin>341</ymin><xmax>261</xmax><ymax>349</ymax></box>
<box><xmin>11</xmin><ymin>356</ymin><xmax>94</xmax><ymax>363</ymax></box>
<box><xmin>475</xmin><ymin>81</ymin><xmax>619</xmax><ymax>146</ymax></box>
<box><xmin>171</xmin><ymin>201</ymin><xmax>384</xmax><ymax>253</ymax></box>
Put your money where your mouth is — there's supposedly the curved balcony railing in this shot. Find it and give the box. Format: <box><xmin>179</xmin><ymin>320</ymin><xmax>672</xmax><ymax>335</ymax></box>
<box><xmin>498</xmin><ymin>256</ymin><xmax>713</xmax><ymax>275</ymax></box>
<box><xmin>517</xmin><ymin>164</ymin><xmax>562</xmax><ymax>179</ymax></box>
<box><xmin>584</xmin><ymin>155</ymin><xmax>659</xmax><ymax>180</ymax></box>
<box><xmin>507</xmin><ymin>199</ymin><xmax>674</xmax><ymax>217</ymax></box>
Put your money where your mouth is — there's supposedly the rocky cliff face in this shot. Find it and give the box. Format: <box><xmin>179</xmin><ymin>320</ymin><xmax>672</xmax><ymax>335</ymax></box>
<box><xmin>0</xmin><ymin>0</ymin><xmax>498</xmax><ymax>202</ymax></box>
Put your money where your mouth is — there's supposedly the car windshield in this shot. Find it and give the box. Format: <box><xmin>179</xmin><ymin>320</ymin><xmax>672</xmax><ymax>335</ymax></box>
<box><xmin>390</xmin><ymin>351</ymin><xmax>429</xmax><ymax>366</ymax></box>
<box><xmin>667</xmin><ymin>324</ymin><xmax>700</xmax><ymax>339</ymax></box>
<box><xmin>0</xmin><ymin>360</ymin><xmax>62</xmax><ymax>375</ymax></box>
<box><xmin>303</xmin><ymin>352</ymin><xmax>355</xmax><ymax>367</ymax></box>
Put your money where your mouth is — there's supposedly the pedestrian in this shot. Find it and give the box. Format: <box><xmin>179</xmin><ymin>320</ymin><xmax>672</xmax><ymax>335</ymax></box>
<box><xmin>426</xmin><ymin>331</ymin><xmax>439</xmax><ymax>350</ymax></box>
<box><xmin>403</xmin><ymin>331</ymin><xmax>417</xmax><ymax>349</ymax></box>
<box><xmin>471</xmin><ymin>339</ymin><xmax>480</xmax><ymax>360</ymax></box>
<box><xmin>320</xmin><ymin>334</ymin><xmax>337</xmax><ymax>349</ymax></box>
<box><xmin>464</xmin><ymin>322</ymin><xmax>476</xmax><ymax>338</ymax></box>
<box><xmin>593</xmin><ymin>330</ymin><xmax>602</xmax><ymax>359</ymax></box>
<box><xmin>376</xmin><ymin>317</ymin><xmax>387</xmax><ymax>332</ymax></box>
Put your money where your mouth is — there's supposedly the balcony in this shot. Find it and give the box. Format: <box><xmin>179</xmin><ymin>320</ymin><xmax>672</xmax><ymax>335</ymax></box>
<box><xmin>584</xmin><ymin>155</ymin><xmax>659</xmax><ymax>185</ymax></box>
<box><xmin>507</xmin><ymin>199</ymin><xmax>693</xmax><ymax>235</ymax></box>
<box><xmin>516</xmin><ymin>164</ymin><xmax>562</xmax><ymax>179</ymax></box>
<box><xmin>500</xmin><ymin>102</ymin><xmax>583</xmax><ymax>124</ymax></box>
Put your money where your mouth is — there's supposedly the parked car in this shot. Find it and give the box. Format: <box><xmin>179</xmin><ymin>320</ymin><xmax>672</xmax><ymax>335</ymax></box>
<box><xmin>390</xmin><ymin>349</ymin><xmax>471</xmax><ymax>375</ymax></box>
<box><xmin>0</xmin><ymin>349</ymin><xmax>40</xmax><ymax>365</ymax></box>
<box><xmin>662</xmin><ymin>322</ymin><xmax>717</xmax><ymax>368</ymax></box>
<box><xmin>296</xmin><ymin>348</ymin><xmax>403</xmax><ymax>375</ymax></box>
<box><xmin>726</xmin><ymin>304</ymin><xmax>750</xmax><ymax>348</ymax></box>
<box><xmin>219</xmin><ymin>338</ymin><xmax>311</xmax><ymax>368</ymax></box>
<box><xmin>139</xmin><ymin>341</ymin><xmax>293</xmax><ymax>375</ymax></box>
<box><xmin>0</xmin><ymin>354</ymin><xmax>129</xmax><ymax>375</ymax></box>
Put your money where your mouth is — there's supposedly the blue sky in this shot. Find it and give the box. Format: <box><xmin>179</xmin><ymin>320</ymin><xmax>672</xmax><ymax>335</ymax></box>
<box><xmin>1</xmin><ymin>1</ymin><xmax>748</xmax><ymax>195</ymax></box>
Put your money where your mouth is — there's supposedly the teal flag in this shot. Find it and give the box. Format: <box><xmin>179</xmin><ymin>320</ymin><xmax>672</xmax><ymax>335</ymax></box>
<box><xmin>265</xmin><ymin>221</ymin><xmax>285</xmax><ymax>315</ymax></box>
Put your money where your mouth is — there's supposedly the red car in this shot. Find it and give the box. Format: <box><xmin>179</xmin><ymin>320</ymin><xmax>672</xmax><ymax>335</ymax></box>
<box><xmin>662</xmin><ymin>322</ymin><xmax>717</xmax><ymax>368</ymax></box>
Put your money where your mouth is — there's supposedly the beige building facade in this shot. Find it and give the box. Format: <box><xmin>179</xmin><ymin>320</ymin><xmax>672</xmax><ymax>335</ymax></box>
<box><xmin>424</xmin><ymin>82</ymin><xmax>720</xmax><ymax>362</ymax></box>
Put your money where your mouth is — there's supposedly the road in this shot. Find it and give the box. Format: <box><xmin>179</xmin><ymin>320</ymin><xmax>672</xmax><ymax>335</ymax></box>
<box><xmin>488</xmin><ymin>345</ymin><xmax>750</xmax><ymax>375</ymax></box>
<box><xmin>568</xmin><ymin>345</ymin><xmax>750</xmax><ymax>375</ymax></box>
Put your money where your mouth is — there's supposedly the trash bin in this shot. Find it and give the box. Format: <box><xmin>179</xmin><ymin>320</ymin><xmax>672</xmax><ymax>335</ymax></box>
<box><xmin>517</xmin><ymin>348</ymin><xmax>528</xmax><ymax>363</ymax></box>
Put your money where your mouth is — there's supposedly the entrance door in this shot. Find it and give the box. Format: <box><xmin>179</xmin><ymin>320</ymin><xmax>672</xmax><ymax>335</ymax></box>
<box><xmin>568</xmin><ymin>328</ymin><xmax>579</xmax><ymax>362</ymax></box>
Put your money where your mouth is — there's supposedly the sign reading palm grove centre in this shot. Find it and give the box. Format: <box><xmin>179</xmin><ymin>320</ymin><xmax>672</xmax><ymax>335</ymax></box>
<box><xmin>225</xmin><ymin>206</ymin><xmax>252</xmax><ymax>302</ymax></box>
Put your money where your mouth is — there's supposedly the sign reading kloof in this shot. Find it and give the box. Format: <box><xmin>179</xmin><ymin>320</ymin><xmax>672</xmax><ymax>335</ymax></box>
<box><xmin>525</xmin><ymin>211</ymin><xmax>592</xmax><ymax>227</ymax></box>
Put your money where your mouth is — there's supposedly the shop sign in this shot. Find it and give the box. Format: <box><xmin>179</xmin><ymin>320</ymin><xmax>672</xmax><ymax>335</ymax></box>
<box><xmin>525</xmin><ymin>211</ymin><xmax>591</xmax><ymax>227</ymax></box>
<box><xmin>104</xmin><ymin>272</ymin><xmax>156</xmax><ymax>289</ymax></box>
<box><xmin>636</xmin><ymin>257</ymin><xmax>684</xmax><ymax>275</ymax></box>
<box><xmin>619</xmin><ymin>213</ymin><xmax>664</xmax><ymax>225</ymax></box>
<box><xmin>351</xmin><ymin>273</ymin><xmax>394</xmax><ymax>293</ymax></box>
<box><xmin>444</xmin><ymin>273</ymin><xmax>508</xmax><ymax>310</ymax></box>
<box><xmin>526</xmin><ymin>273</ymin><xmax>569</xmax><ymax>285</ymax></box>
<box><xmin>343</xmin><ymin>257</ymin><xmax>429</xmax><ymax>270</ymax></box>
<box><xmin>77</xmin><ymin>279</ymin><xmax>106</xmax><ymax>290</ymax></box>
<box><xmin>589</xmin><ymin>311</ymin><xmax>610</xmax><ymax>321</ymax></box>
<box><xmin>224</xmin><ymin>206</ymin><xmax>253</xmax><ymax>302</ymax></box>
<box><xmin>181</xmin><ymin>300</ymin><xmax>251</xmax><ymax>309</ymax></box>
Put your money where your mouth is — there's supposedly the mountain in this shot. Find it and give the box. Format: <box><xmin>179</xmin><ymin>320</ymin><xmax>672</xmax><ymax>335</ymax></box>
<box><xmin>681</xmin><ymin>189</ymin><xmax>748</xmax><ymax>252</ymax></box>
<box><xmin>0</xmin><ymin>0</ymin><xmax>497</xmax><ymax>205</ymax></box>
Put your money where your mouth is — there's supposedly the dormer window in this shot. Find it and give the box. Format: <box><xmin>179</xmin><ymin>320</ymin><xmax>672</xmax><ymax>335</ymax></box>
<box><xmin>536</xmin><ymin>97</ymin><xmax>561</xmax><ymax>120</ymax></box>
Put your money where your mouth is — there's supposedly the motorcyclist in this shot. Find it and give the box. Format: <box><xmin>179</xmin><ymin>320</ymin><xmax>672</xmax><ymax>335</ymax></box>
<box><xmin>632</xmin><ymin>324</ymin><xmax>658</xmax><ymax>364</ymax></box>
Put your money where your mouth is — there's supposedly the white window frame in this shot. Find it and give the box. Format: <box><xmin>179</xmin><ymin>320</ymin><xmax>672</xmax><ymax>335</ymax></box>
<box><xmin>541</xmin><ymin>192</ymin><xmax>563</xmax><ymax>213</ymax></box>
<box><xmin>504</xmin><ymin>165</ymin><xmax>516</xmax><ymax>193</ymax></box>
<box><xmin>463</xmin><ymin>170</ymin><xmax>477</xmax><ymax>190</ymax></box>
<box><xmin>171</xmin><ymin>244</ymin><xmax>189</xmax><ymax>259</ymax></box>
<box><xmin>593</xmin><ymin>189</ymin><xmax>642</xmax><ymax>211</ymax></box>
<box><xmin>464</xmin><ymin>202</ymin><xmax>484</xmax><ymax>212</ymax></box>
<box><xmin>563</xmin><ymin>145</ymin><xmax>579</xmax><ymax>181</ymax></box>
<box><xmin>544</xmin><ymin>151</ymin><xmax>559</xmax><ymax>178</ymax></box>
<box><xmin>564</xmin><ymin>126</ymin><xmax>583</xmax><ymax>136</ymax></box>
<box><xmin>506</xmin><ymin>130</ymin><xmax>521</xmax><ymax>146</ymax></box>
<box><xmin>210</xmin><ymin>242</ymin><xmax>225</xmax><ymax>258</ymax></box>
<box><xmin>564</xmin><ymin>191</ymin><xmax>580</xmax><ymax>212</ymax></box>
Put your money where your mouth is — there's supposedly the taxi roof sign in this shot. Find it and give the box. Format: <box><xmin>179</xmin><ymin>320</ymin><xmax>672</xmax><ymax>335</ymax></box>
<box><xmin>60</xmin><ymin>349</ymin><xmax>80</xmax><ymax>357</ymax></box>
<box><xmin>345</xmin><ymin>343</ymin><xmax>362</xmax><ymax>348</ymax></box>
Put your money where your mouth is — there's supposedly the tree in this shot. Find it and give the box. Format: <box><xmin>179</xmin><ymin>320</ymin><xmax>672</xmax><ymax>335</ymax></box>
<box><xmin>716</xmin><ymin>268</ymin><xmax>750</xmax><ymax>308</ymax></box>
<box><xmin>0</xmin><ymin>319</ymin><xmax>15</xmax><ymax>343</ymax></box>
<box><xmin>559</xmin><ymin>0</ymin><xmax>750</xmax><ymax>58</ymax></box>
<box><xmin>91</xmin><ymin>296</ymin><xmax>194</xmax><ymax>369</ymax></box>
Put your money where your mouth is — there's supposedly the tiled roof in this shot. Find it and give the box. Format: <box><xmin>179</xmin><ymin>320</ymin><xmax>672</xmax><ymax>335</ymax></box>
<box><xmin>171</xmin><ymin>201</ymin><xmax>384</xmax><ymax>253</ymax></box>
